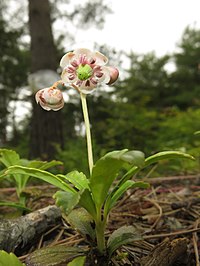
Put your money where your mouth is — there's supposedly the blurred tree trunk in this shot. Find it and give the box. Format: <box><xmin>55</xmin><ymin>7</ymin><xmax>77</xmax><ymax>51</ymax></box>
<box><xmin>28</xmin><ymin>0</ymin><xmax>63</xmax><ymax>159</ymax></box>
<box><xmin>0</xmin><ymin>90</ymin><xmax>8</xmax><ymax>146</ymax></box>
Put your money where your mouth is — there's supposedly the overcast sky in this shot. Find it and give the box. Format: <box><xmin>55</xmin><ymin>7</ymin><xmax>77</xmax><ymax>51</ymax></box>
<box><xmin>67</xmin><ymin>0</ymin><xmax>200</xmax><ymax>56</ymax></box>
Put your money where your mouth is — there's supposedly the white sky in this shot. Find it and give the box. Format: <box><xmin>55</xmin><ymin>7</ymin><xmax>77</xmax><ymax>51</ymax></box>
<box><xmin>8</xmin><ymin>0</ymin><xmax>200</xmax><ymax>56</ymax></box>
<box><xmin>68</xmin><ymin>0</ymin><xmax>200</xmax><ymax>56</ymax></box>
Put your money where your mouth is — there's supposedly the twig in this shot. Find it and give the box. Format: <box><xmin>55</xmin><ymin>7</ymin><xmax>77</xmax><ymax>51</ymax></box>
<box><xmin>144</xmin><ymin>174</ymin><xmax>200</xmax><ymax>184</ymax></box>
<box><xmin>115</xmin><ymin>192</ymin><xmax>132</xmax><ymax>208</ymax></box>
<box><xmin>144</xmin><ymin>227</ymin><xmax>200</xmax><ymax>240</ymax></box>
<box><xmin>171</xmin><ymin>198</ymin><xmax>200</xmax><ymax>210</ymax></box>
<box><xmin>50</xmin><ymin>228</ymin><xmax>65</xmax><ymax>246</ymax></box>
<box><xmin>192</xmin><ymin>219</ymin><xmax>200</xmax><ymax>266</ymax></box>
<box><xmin>146</xmin><ymin>198</ymin><xmax>163</xmax><ymax>230</ymax></box>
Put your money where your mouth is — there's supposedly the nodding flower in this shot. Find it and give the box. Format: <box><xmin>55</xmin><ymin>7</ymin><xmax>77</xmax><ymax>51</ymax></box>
<box><xmin>60</xmin><ymin>48</ymin><xmax>119</xmax><ymax>94</ymax></box>
<box><xmin>35</xmin><ymin>81</ymin><xmax>65</xmax><ymax>111</ymax></box>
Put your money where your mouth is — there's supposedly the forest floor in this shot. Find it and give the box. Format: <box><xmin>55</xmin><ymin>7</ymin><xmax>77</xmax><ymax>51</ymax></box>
<box><xmin>1</xmin><ymin>174</ymin><xmax>200</xmax><ymax>265</ymax></box>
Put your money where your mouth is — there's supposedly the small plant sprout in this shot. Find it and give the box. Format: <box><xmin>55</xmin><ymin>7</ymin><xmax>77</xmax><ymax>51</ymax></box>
<box><xmin>0</xmin><ymin>149</ymin><xmax>63</xmax><ymax>212</ymax></box>
<box><xmin>2</xmin><ymin>48</ymin><xmax>194</xmax><ymax>265</ymax></box>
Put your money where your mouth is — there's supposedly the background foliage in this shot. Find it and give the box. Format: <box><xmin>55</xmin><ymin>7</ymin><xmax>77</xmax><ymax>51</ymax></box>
<box><xmin>0</xmin><ymin>0</ymin><xmax>200</xmax><ymax>176</ymax></box>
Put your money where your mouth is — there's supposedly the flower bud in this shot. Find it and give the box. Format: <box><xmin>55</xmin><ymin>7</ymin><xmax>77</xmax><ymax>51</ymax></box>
<box><xmin>35</xmin><ymin>87</ymin><xmax>64</xmax><ymax>111</ymax></box>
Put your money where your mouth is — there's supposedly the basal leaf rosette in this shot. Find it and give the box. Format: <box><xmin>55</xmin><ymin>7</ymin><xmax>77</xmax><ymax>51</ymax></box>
<box><xmin>60</xmin><ymin>48</ymin><xmax>119</xmax><ymax>94</ymax></box>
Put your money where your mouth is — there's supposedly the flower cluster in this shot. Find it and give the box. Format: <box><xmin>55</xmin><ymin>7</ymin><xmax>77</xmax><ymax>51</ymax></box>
<box><xmin>35</xmin><ymin>48</ymin><xmax>119</xmax><ymax>111</ymax></box>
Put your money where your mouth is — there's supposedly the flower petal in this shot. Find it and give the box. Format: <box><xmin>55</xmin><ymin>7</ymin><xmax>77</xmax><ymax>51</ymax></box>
<box><xmin>50</xmin><ymin>99</ymin><xmax>65</xmax><ymax>111</ymax></box>
<box><xmin>61</xmin><ymin>69</ymin><xmax>78</xmax><ymax>84</ymax></box>
<box><xmin>60</xmin><ymin>52</ymin><xmax>75</xmax><ymax>68</ymax></box>
<box><xmin>41</xmin><ymin>100</ymin><xmax>64</xmax><ymax>111</ymax></box>
<box><xmin>92</xmin><ymin>51</ymin><xmax>108</xmax><ymax>66</ymax></box>
<box><xmin>74</xmin><ymin>48</ymin><xmax>93</xmax><ymax>59</ymax></box>
<box><xmin>78</xmin><ymin>81</ymin><xmax>96</xmax><ymax>94</ymax></box>
<box><xmin>35</xmin><ymin>89</ymin><xmax>42</xmax><ymax>104</ymax></box>
<box><xmin>106</xmin><ymin>66</ymin><xmax>119</xmax><ymax>85</ymax></box>
<box><xmin>39</xmin><ymin>101</ymin><xmax>52</xmax><ymax>111</ymax></box>
<box><xmin>98</xmin><ymin>66</ymin><xmax>111</xmax><ymax>84</ymax></box>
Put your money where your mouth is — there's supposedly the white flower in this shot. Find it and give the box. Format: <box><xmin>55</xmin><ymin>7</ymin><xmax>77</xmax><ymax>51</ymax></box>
<box><xmin>60</xmin><ymin>48</ymin><xmax>119</xmax><ymax>94</ymax></box>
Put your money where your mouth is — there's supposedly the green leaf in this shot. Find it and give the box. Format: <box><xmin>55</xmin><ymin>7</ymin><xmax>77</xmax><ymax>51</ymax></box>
<box><xmin>0</xmin><ymin>150</ymin><xmax>23</xmax><ymax>193</ymax></box>
<box><xmin>66</xmin><ymin>208</ymin><xmax>96</xmax><ymax>241</ymax></box>
<box><xmin>53</xmin><ymin>190</ymin><xmax>80</xmax><ymax>215</ymax></box>
<box><xmin>116</xmin><ymin>150</ymin><xmax>195</xmax><ymax>190</ymax></box>
<box><xmin>17</xmin><ymin>160</ymin><xmax>63</xmax><ymax>194</ymax></box>
<box><xmin>0</xmin><ymin>149</ymin><xmax>20</xmax><ymax>167</ymax></box>
<box><xmin>107</xmin><ymin>225</ymin><xmax>143</xmax><ymax>257</ymax></box>
<box><xmin>105</xmin><ymin>180</ymin><xmax>149</xmax><ymax>214</ymax></box>
<box><xmin>3</xmin><ymin>166</ymin><xmax>75</xmax><ymax>192</ymax></box>
<box><xmin>27</xmin><ymin>160</ymin><xmax>63</xmax><ymax>170</ymax></box>
<box><xmin>90</xmin><ymin>149</ymin><xmax>145</xmax><ymax>209</ymax></box>
<box><xmin>120</xmin><ymin>165</ymin><xmax>139</xmax><ymax>181</ymax></box>
<box><xmin>67</xmin><ymin>256</ymin><xmax>86</xmax><ymax>266</ymax></box>
<box><xmin>0</xmin><ymin>201</ymin><xmax>31</xmax><ymax>212</ymax></box>
<box><xmin>0</xmin><ymin>151</ymin><xmax>63</xmax><ymax>199</ymax></box>
<box><xmin>0</xmin><ymin>250</ymin><xmax>25</xmax><ymax>266</ymax></box>
<box><xmin>119</xmin><ymin>150</ymin><xmax>145</xmax><ymax>166</ymax></box>
<box><xmin>78</xmin><ymin>189</ymin><xmax>96</xmax><ymax>219</ymax></box>
<box><xmin>25</xmin><ymin>246</ymin><xmax>85</xmax><ymax>266</ymax></box>
<box><xmin>58</xmin><ymin>171</ymin><xmax>89</xmax><ymax>190</ymax></box>
<box><xmin>144</xmin><ymin>150</ymin><xmax>195</xmax><ymax>167</ymax></box>
<box><xmin>54</xmin><ymin>188</ymin><xmax>96</xmax><ymax>219</ymax></box>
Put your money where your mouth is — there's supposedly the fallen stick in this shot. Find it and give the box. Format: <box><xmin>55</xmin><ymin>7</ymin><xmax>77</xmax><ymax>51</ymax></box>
<box><xmin>0</xmin><ymin>205</ymin><xmax>61</xmax><ymax>253</ymax></box>
<box><xmin>144</xmin><ymin>174</ymin><xmax>200</xmax><ymax>185</ymax></box>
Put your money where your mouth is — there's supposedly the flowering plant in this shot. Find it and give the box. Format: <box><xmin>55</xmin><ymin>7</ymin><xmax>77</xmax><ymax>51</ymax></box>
<box><xmin>2</xmin><ymin>48</ymin><xmax>194</xmax><ymax>265</ymax></box>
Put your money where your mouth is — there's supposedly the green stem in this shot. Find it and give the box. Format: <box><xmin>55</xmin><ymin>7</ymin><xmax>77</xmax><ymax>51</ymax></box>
<box><xmin>80</xmin><ymin>93</ymin><xmax>105</xmax><ymax>253</ymax></box>
<box><xmin>95</xmin><ymin>209</ymin><xmax>106</xmax><ymax>254</ymax></box>
<box><xmin>80</xmin><ymin>93</ymin><xmax>94</xmax><ymax>175</ymax></box>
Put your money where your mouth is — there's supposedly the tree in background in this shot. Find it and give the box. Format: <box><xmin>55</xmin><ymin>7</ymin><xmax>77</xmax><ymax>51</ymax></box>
<box><xmin>28</xmin><ymin>0</ymin><xmax>64</xmax><ymax>159</ymax></box>
<box><xmin>169</xmin><ymin>26</ymin><xmax>200</xmax><ymax>109</ymax></box>
<box><xmin>0</xmin><ymin>4</ymin><xmax>29</xmax><ymax>146</ymax></box>
<box><xmin>115</xmin><ymin>52</ymin><xmax>170</xmax><ymax>109</ymax></box>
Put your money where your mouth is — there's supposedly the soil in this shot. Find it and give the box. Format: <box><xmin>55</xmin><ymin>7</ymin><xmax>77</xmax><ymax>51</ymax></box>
<box><xmin>0</xmin><ymin>174</ymin><xmax>200</xmax><ymax>265</ymax></box>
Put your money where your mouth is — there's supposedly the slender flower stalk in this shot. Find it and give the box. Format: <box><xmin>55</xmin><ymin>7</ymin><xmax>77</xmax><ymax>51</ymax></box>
<box><xmin>80</xmin><ymin>93</ymin><xmax>107</xmax><ymax>252</ymax></box>
<box><xmin>80</xmin><ymin>92</ymin><xmax>94</xmax><ymax>175</ymax></box>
